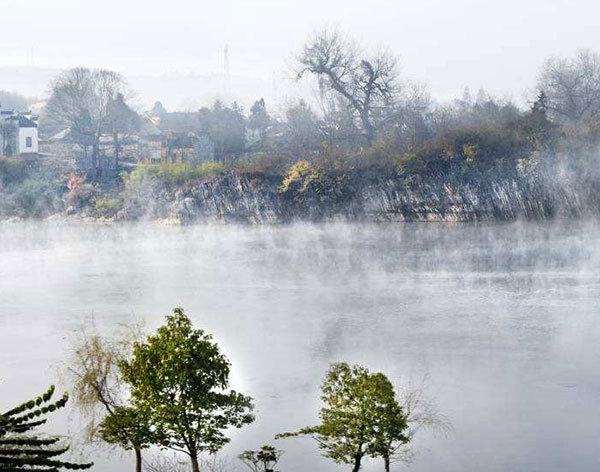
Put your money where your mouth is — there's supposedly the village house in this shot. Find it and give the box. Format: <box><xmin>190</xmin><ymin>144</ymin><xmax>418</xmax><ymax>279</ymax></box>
<box><xmin>141</xmin><ymin>105</ymin><xmax>215</xmax><ymax>163</ymax></box>
<box><xmin>39</xmin><ymin>102</ymin><xmax>217</xmax><ymax>169</ymax></box>
<box><xmin>0</xmin><ymin>108</ymin><xmax>39</xmax><ymax>156</ymax></box>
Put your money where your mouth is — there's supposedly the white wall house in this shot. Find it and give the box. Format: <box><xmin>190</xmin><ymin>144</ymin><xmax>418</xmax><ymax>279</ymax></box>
<box><xmin>0</xmin><ymin>110</ymin><xmax>39</xmax><ymax>156</ymax></box>
<box><xmin>16</xmin><ymin>116</ymin><xmax>38</xmax><ymax>154</ymax></box>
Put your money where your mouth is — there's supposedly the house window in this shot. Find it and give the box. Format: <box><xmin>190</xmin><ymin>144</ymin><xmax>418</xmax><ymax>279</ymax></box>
<box><xmin>25</xmin><ymin>137</ymin><xmax>32</xmax><ymax>148</ymax></box>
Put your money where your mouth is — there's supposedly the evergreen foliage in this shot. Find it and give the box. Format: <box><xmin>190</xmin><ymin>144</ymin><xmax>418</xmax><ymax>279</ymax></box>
<box><xmin>0</xmin><ymin>385</ymin><xmax>93</xmax><ymax>472</ymax></box>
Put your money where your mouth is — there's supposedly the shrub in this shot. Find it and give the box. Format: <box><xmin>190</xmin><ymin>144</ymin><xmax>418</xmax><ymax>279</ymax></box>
<box><xmin>278</xmin><ymin>159</ymin><xmax>352</xmax><ymax>208</ymax></box>
<box><xmin>93</xmin><ymin>195</ymin><xmax>123</xmax><ymax>218</ymax></box>
<box><xmin>63</xmin><ymin>172</ymin><xmax>95</xmax><ymax>209</ymax></box>
<box><xmin>233</xmin><ymin>152</ymin><xmax>292</xmax><ymax>176</ymax></box>
<box><xmin>279</xmin><ymin>160</ymin><xmax>314</xmax><ymax>193</ymax></box>
<box><xmin>0</xmin><ymin>157</ymin><xmax>29</xmax><ymax>185</ymax></box>
<box><xmin>123</xmin><ymin>161</ymin><xmax>226</xmax><ymax>190</ymax></box>
<box><xmin>13</xmin><ymin>178</ymin><xmax>62</xmax><ymax>217</ymax></box>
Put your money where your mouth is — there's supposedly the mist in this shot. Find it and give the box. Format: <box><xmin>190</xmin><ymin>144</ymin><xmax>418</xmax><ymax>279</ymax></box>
<box><xmin>1</xmin><ymin>221</ymin><xmax>600</xmax><ymax>471</ymax></box>
<box><xmin>4</xmin><ymin>0</ymin><xmax>600</xmax><ymax>107</ymax></box>
<box><xmin>4</xmin><ymin>2</ymin><xmax>600</xmax><ymax>472</ymax></box>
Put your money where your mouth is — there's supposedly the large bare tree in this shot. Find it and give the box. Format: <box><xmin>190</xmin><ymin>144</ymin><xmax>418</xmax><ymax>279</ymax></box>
<box><xmin>45</xmin><ymin>68</ymin><xmax>131</xmax><ymax>177</ymax></box>
<box><xmin>297</xmin><ymin>29</ymin><xmax>397</xmax><ymax>144</ymax></box>
<box><xmin>538</xmin><ymin>49</ymin><xmax>600</xmax><ymax>127</ymax></box>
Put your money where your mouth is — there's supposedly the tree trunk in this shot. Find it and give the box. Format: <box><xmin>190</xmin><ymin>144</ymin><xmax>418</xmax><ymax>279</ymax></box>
<box><xmin>113</xmin><ymin>132</ymin><xmax>120</xmax><ymax>174</ymax></box>
<box><xmin>359</xmin><ymin>110</ymin><xmax>375</xmax><ymax>145</ymax></box>
<box><xmin>134</xmin><ymin>446</ymin><xmax>142</xmax><ymax>472</ymax></box>
<box><xmin>384</xmin><ymin>455</ymin><xmax>390</xmax><ymax>472</ymax></box>
<box><xmin>352</xmin><ymin>454</ymin><xmax>362</xmax><ymax>472</ymax></box>
<box><xmin>91</xmin><ymin>138</ymin><xmax>99</xmax><ymax>178</ymax></box>
<box><xmin>190</xmin><ymin>452</ymin><xmax>200</xmax><ymax>472</ymax></box>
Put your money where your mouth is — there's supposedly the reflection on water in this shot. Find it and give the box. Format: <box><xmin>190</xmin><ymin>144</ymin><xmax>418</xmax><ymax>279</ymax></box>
<box><xmin>1</xmin><ymin>221</ymin><xmax>600</xmax><ymax>471</ymax></box>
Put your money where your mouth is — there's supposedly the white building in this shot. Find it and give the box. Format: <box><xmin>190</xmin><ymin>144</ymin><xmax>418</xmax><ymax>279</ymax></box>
<box><xmin>0</xmin><ymin>110</ymin><xmax>39</xmax><ymax>156</ymax></box>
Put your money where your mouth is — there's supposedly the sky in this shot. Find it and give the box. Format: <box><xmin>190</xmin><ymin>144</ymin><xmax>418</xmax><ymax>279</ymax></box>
<box><xmin>1</xmin><ymin>0</ymin><xmax>599</xmax><ymax>107</ymax></box>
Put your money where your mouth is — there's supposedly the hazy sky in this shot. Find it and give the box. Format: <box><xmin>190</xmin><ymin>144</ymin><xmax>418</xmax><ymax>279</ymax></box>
<box><xmin>1</xmin><ymin>0</ymin><xmax>599</xmax><ymax>102</ymax></box>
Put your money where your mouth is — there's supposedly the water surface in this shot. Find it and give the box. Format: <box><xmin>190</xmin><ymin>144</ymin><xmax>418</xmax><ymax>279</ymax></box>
<box><xmin>1</xmin><ymin>221</ymin><xmax>599</xmax><ymax>471</ymax></box>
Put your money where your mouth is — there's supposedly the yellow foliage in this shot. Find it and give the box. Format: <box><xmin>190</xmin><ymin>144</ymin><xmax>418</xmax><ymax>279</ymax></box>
<box><xmin>279</xmin><ymin>160</ymin><xmax>314</xmax><ymax>193</ymax></box>
<box><xmin>462</xmin><ymin>144</ymin><xmax>479</xmax><ymax>163</ymax></box>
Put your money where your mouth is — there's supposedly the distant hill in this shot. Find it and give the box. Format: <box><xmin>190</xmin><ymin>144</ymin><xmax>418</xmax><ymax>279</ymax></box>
<box><xmin>0</xmin><ymin>66</ymin><xmax>313</xmax><ymax>114</ymax></box>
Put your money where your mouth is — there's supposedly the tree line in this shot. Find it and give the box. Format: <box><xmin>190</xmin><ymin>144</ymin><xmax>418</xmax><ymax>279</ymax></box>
<box><xmin>1</xmin><ymin>307</ymin><xmax>449</xmax><ymax>472</ymax></box>
<box><xmin>35</xmin><ymin>29</ymin><xmax>600</xmax><ymax>184</ymax></box>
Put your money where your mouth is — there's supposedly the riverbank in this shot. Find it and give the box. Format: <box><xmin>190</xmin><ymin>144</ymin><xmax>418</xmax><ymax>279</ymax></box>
<box><xmin>126</xmin><ymin>170</ymin><xmax>584</xmax><ymax>224</ymax></box>
<box><xmin>1</xmin><ymin>169</ymin><xmax>591</xmax><ymax>225</ymax></box>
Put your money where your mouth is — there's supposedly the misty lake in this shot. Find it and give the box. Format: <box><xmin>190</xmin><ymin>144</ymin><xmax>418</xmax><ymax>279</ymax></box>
<box><xmin>1</xmin><ymin>221</ymin><xmax>600</xmax><ymax>472</ymax></box>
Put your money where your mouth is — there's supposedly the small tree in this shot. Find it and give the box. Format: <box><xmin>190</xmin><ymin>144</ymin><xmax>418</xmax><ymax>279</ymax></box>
<box><xmin>98</xmin><ymin>406</ymin><xmax>154</xmax><ymax>472</ymax></box>
<box><xmin>248</xmin><ymin>99</ymin><xmax>271</xmax><ymax>142</ymax></box>
<box><xmin>386</xmin><ymin>378</ymin><xmax>453</xmax><ymax>469</ymax></box>
<box><xmin>121</xmin><ymin>308</ymin><xmax>255</xmax><ymax>472</ymax></box>
<box><xmin>0</xmin><ymin>385</ymin><xmax>93</xmax><ymax>471</ymax></box>
<box><xmin>65</xmin><ymin>321</ymin><xmax>152</xmax><ymax>472</ymax></box>
<box><xmin>365</xmin><ymin>373</ymin><xmax>409</xmax><ymax>472</ymax></box>
<box><xmin>238</xmin><ymin>445</ymin><xmax>283</xmax><ymax>472</ymax></box>
<box><xmin>277</xmin><ymin>363</ymin><xmax>408</xmax><ymax>472</ymax></box>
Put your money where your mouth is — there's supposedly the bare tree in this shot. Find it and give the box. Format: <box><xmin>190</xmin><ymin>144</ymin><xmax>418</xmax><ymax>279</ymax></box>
<box><xmin>297</xmin><ymin>29</ymin><xmax>397</xmax><ymax>144</ymax></box>
<box><xmin>538</xmin><ymin>49</ymin><xmax>600</xmax><ymax>127</ymax></box>
<box><xmin>63</xmin><ymin>318</ymin><xmax>147</xmax><ymax>472</ymax></box>
<box><xmin>377</xmin><ymin>82</ymin><xmax>431</xmax><ymax>153</ymax></box>
<box><xmin>45</xmin><ymin>68</ymin><xmax>130</xmax><ymax>177</ymax></box>
<box><xmin>385</xmin><ymin>377</ymin><xmax>453</xmax><ymax>469</ymax></box>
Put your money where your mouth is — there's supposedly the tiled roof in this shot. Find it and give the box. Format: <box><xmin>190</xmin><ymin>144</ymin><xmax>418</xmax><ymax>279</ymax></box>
<box><xmin>15</xmin><ymin>115</ymin><xmax>37</xmax><ymax>128</ymax></box>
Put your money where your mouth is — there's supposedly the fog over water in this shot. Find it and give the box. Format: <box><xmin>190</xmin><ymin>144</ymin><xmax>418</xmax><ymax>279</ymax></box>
<box><xmin>1</xmin><ymin>221</ymin><xmax>600</xmax><ymax>472</ymax></box>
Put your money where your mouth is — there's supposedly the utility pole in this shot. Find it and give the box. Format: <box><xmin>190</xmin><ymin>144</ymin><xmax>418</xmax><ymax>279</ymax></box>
<box><xmin>223</xmin><ymin>45</ymin><xmax>231</xmax><ymax>103</ymax></box>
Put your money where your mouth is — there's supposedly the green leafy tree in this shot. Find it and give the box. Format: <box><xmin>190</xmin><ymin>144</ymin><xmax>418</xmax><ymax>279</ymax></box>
<box><xmin>278</xmin><ymin>363</ymin><xmax>409</xmax><ymax>472</ymax></box>
<box><xmin>238</xmin><ymin>445</ymin><xmax>283</xmax><ymax>472</ymax></box>
<box><xmin>120</xmin><ymin>308</ymin><xmax>255</xmax><ymax>472</ymax></box>
<box><xmin>98</xmin><ymin>407</ymin><xmax>154</xmax><ymax>472</ymax></box>
<box><xmin>364</xmin><ymin>373</ymin><xmax>409</xmax><ymax>472</ymax></box>
<box><xmin>0</xmin><ymin>385</ymin><xmax>93</xmax><ymax>472</ymax></box>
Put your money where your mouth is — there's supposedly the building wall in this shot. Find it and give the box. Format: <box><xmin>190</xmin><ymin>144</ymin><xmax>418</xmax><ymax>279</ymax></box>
<box><xmin>18</xmin><ymin>127</ymin><xmax>38</xmax><ymax>154</ymax></box>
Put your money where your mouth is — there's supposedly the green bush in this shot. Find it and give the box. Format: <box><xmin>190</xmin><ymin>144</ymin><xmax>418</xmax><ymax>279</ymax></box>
<box><xmin>123</xmin><ymin>161</ymin><xmax>226</xmax><ymax>189</ymax></box>
<box><xmin>93</xmin><ymin>195</ymin><xmax>123</xmax><ymax>218</ymax></box>
<box><xmin>13</xmin><ymin>178</ymin><xmax>62</xmax><ymax>217</ymax></box>
<box><xmin>63</xmin><ymin>173</ymin><xmax>95</xmax><ymax>209</ymax></box>
<box><xmin>233</xmin><ymin>152</ymin><xmax>293</xmax><ymax>175</ymax></box>
<box><xmin>278</xmin><ymin>159</ymin><xmax>351</xmax><ymax>206</ymax></box>
<box><xmin>0</xmin><ymin>157</ymin><xmax>30</xmax><ymax>185</ymax></box>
